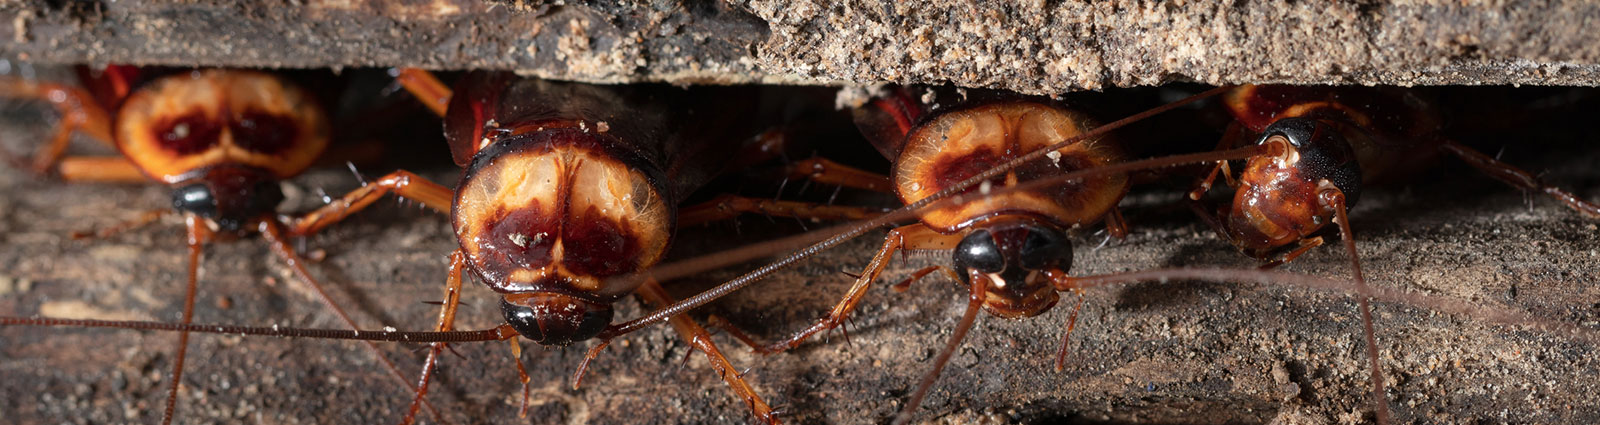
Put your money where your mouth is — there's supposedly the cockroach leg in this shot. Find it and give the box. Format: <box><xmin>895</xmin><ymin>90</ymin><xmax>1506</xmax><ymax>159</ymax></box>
<box><xmin>783</xmin><ymin>157</ymin><xmax>896</xmax><ymax>193</ymax></box>
<box><xmin>571</xmin><ymin>339</ymin><xmax>614</xmax><ymax>390</ymax></box>
<box><xmin>261</xmin><ymin>219</ymin><xmax>449</xmax><ymax>423</ymax></box>
<box><xmin>637</xmin><ymin>279</ymin><xmax>778</xmax><ymax>424</ymax></box>
<box><xmin>403</xmin><ymin>250</ymin><xmax>469</xmax><ymax>425</ymax></box>
<box><xmin>1187</xmin><ymin>124</ymin><xmax>1248</xmax><ymax>200</ymax></box>
<box><xmin>0</xmin><ymin>78</ymin><xmax>114</xmax><ymax>174</ymax></box>
<box><xmin>677</xmin><ymin>194</ymin><xmax>884</xmax><ymax>227</ymax></box>
<box><xmin>1052</xmin><ymin>287</ymin><xmax>1087</xmax><ymax>372</ymax></box>
<box><xmin>889</xmin><ymin>265</ymin><xmax>960</xmax><ymax>292</ymax></box>
<box><xmin>727</xmin><ymin>130</ymin><xmax>892</xmax><ymax>194</ymax></box>
<box><xmin>284</xmin><ymin>170</ymin><xmax>454</xmax><ymax>237</ymax></box>
<box><xmin>1102</xmin><ymin>207</ymin><xmax>1130</xmax><ymax>240</ymax></box>
<box><xmin>70</xmin><ymin>208</ymin><xmax>168</xmax><ymax>240</ymax></box>
<box><xmin>506</xmin><ymin>338</ymin><xmax>533</xmax><ymax>417</ymax></box>
<box><xmin>1439</xmin><ymin>139</ymin><xmax>1600</xmax><ymax>217</ymax></box>
<box><xmin>893</xmin><ymin>271</ymin><xmax>986</xmax><ymax>425</ymax></box>
<box><xmin>1259</xmin><ymin>237</ymin><xmax>1326</xmax><ymax>270</ymax></box>
<box><xmin>1188</xmin><ymin>161</ymin><xmax>1228</xmax><ymax>200</ymax></box>
<box><xmin>162</xmin><ymin>214</ymin><xmax>210</xmax><ymax>425</ymax></box>
<box><xmin>736</xmin><ymin>223</ymin><xmax>962</xmax><ymax>355</ymax></box>
<box><xmin>393</xmin><ymin>68</ymin><xmax>451</xmax><ymax>117</ymax></box>
<box><xmin>55</xmin><ymin>156</ymin><xmax>147</xmax><ymax>182</ymax></box>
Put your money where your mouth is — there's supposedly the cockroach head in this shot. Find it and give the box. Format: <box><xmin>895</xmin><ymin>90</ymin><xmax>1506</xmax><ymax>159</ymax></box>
<box><xmin>500</xmin><ymin>292</ymin><xmax>613</xmax><ymax>346</ymax></box>
<box><xmin>1258</xmin><ymin>117</ymin><xmax>1363</xmax><ymax>207</ymax></box>
<box><xmin>952</xmin><ymin>217</ymin><xmax>1069</xmax><ymax>318</ymax></box>
<box><xmin>170</xmin><ymin>166</ymin><xmax>282</xmax><ymax>232</ymax></box>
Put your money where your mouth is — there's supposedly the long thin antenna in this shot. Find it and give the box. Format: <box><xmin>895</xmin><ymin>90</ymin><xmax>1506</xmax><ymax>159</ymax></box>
<box><xmin>0</xmin><ymin>316</ymin><xmax>515</xmax><ymax>343</ymax></box>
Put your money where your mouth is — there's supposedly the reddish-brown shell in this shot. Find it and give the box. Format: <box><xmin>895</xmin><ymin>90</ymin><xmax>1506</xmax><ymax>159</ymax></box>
<box><xmin>894</xmin><ymin>102</ymin><xmax>1129</xmax><ymax>232</ymax></box>
<box><xmin>1223</xmin><ymin>134</ymin><xmax>1330</xmax><ymax>253</ymax></box>
<box><xmin>114</xmin><ymin>70</ymin><xmax>329</xmax><ymax>184</ymax></box>
<box><xmin>1223</xmin><ymin>85</ymin><xmax>1441</xmax><ymax>183</ymax></box>
<box><xmin>452</xmin><ymin>129</ymin><xmax>673</xmax><ymax>300</ymax></box>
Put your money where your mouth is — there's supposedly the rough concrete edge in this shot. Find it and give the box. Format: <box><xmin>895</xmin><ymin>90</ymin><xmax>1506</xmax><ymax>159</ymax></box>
<box><xmin>2</xmin><ymin>1</ymin><xmax>1599</xmax><ymax>94</ymax></box>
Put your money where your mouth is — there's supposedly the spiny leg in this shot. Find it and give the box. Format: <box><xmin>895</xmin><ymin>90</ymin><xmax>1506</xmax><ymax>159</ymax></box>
<box><xmin>258</xmin><ymin>220</ymin><xmax>449</xmax><ymax>424</ymax></box>
<box><xmin>893</xmin><ymin>270</ymin><xmax>987</xmax><ymax>425</ymax></box>
<box><xmin>1319</xmin><ymin>184</ymin><xmax>1392</xmax><ymax>425</ymax></box>
<box><xmin>402</xmin><ymin>250</ymin><xmax>471</xmax><ymax>425</ymax></box>
<box><xmin>285</xmin><ymin>170</ymin><xmax>454</xmax><ymax>237</ymax></box>
<box><xmin>506</xmin><ymin>338</ymin><xmax>533</xmax><ymax>417</ymax></box>
<box><xmin>1102</xmin><ymin>207</ymin><xmax>1129</xmax><ymax>240</ymax></box>
<box><xmin>1259</xmin><ymin>236</ymin><xmax>1325</xmax><ymax>270</ymax></box>
<box><xmin>1187</xmin><ymin>124</ymin><xmax>1247</xmax><ymax>200</ymax></box>
<box><xmin>55</xmin><ymin>156</ymin><xmax>147</xmax><ymax>183</ymax></box>
<box><xmin>160</xmin><ymin>214</ymin><xmax>211</xmax><ymax>425</ymax></box>
<box><xmin>677</xmin><ymin>194</ymin><xmax>884</xmax><ymax>227</ymax></box>
<box><xmin>636</xmin><ymin>279</ymin><xmax>779</xmax><ymax>424</ymax></box>
<box><xmin>0</xmin><ymin>78</ymin><xmax>114</xmax><ymax>174</ymax></box>
<box><xmin>783</xmin><ymin>157</ymin><xmax>895</xmax><ymax>193</ymax></box>
<box><xmin>889</xmin><ymin>265</ymin><xmax>962</xmax><ymax>292</ymax></box>
<box><xmin>716</xmin><ymin>224</ymin><xmax>962</xmax><ymax>354</ymax></box>
<box><xmin>721</xmin><ymin>127</ymin><xmax>893</xmax><ymax>194</ymax></box>
<box><xmin>1051</xmin><ymin>285</ymin><xmax>1088</xmax><ymax>372</ymax></box>
<box><xmin>1440</xmin><ymin>140</ymin><xmax>1600</xmax><ymax>217</ymax></box>
<box><xmin>394</xmin><ymin>68</ymin><xmax>452</xmax><ymax>117</ymax></box>
<box><xmin>70</xmin><ymin>209</ymin><xmax>168</xmax><ymax>240</ymax></box>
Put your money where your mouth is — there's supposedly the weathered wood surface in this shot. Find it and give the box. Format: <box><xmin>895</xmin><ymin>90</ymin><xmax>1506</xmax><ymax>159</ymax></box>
<box><xmin>3</xmin><ymin>1</ymin><xmax>1600</xmax><ymax>94</ymax></box>
<box><xmin>1</xmin><ymin>83</ymin><xmax>1599</xmax><ymax>424</ymax></box>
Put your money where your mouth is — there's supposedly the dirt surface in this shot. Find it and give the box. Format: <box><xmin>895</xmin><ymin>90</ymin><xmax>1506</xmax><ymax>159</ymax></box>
<box><xmin>3</xmin><ymin>1</ymin><xmax>1600</xmax><ymax>94</ymax></box>
<box><xmin>2</xmin><ymin>79</ymin><xmax>1600</xmax><ymax>425</ymax></box>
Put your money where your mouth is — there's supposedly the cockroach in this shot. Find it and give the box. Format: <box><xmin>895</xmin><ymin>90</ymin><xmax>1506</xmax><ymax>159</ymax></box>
<box><xmin>1187</xmin><ymin>84</ymin><xmax>1600</xmax><ymax>424</ymax></box>
<box><xmin>1192</xmin><ymin>84</ymin><xmax>1600</xmax><ymax>267</ymax></box>
<box><xmin>721</xmin><ymin>86</ymin><xmax>1265</xmax><ymax>423</ymax></box>
<box><xmin>279</xmin><ymin>69</ymin><xmax>884</xmax><ymax>423</ymax></box>
<box><xmin>704</xmin><ymin>86</ymin><xmax>1139</xmax><ymax>353</ymax></box>
<box><xmin>0</xmin><ymin>66</ymin><xmax>449</xmax><ymax>424</ymax></box>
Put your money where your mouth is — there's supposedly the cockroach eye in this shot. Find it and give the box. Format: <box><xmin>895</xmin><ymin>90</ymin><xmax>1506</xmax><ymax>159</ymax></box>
<box><xmin>171</xmin><ymin>183</ymin><xmax>219</xmax><ymax>219</ymax></box>
<box><xmin>1018</xmin><ymin>225</ymin><xmax>1072</xmax><ymax>271</ymax></box>
<box><xmin>953</xmin><ymin>229</ymin><xmax>1005</xmax><ymax>276</ymax></box>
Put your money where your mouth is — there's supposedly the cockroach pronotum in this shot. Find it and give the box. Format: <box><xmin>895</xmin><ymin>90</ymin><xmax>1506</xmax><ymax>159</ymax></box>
<box><xmin>1187</xmin><ymin>84</ymin><xmax>1600</xmax><ymax>424</ymax></box>
<box><xmin>0</xmin><ymin>66</ymin><xmax>451</xmax><ymax>424</ymax></box>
